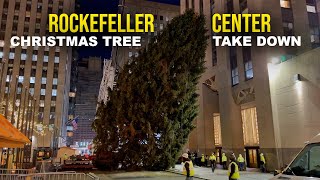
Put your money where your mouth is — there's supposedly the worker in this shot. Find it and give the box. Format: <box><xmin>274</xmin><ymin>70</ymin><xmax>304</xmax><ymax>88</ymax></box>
<box><xmin>209</xmin><ymin>152</ymin><xmax>217</xmax><ymax>172</ymax></box>
<box><xmin>260</xmin><ymin>153</ymin><xmax>266</xmax><ymax>173</ymax></box>
<box><xmin>182</xmin><ymin>153</ymin><xmax>195</xmax><ymax>180</ymax></box>
<box><xmin>200</xmin><ymin>154</ymin><xmax>205</xmax><ymax>167</ymax></box>
<box><xmin>237</xmin><ymin>154</ymin><xmax>245</xmax><ymax>171</ymax></box>
<box><xmin>222</xmin><ymin>153</ymin><xmax>227</xmax><ymax>169</ymax></box>
<box><xmin>64</xmin><ymin>153</ymin><xmax>68</xmax><ymax>160</ymax></box>
<box><xmin>228</xmin><ymin>153</ymin><xmax>240</xmax><ymax>180</ymax></box>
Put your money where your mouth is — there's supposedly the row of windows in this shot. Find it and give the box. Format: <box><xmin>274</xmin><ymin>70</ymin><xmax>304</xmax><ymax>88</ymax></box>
<box><xmin>185</xmin><ymin>0</ymin><xmax>204</xmax><ymax>14</ymax></box>
<box><xmin>230</xmin><ymin>47</ymin><xmax>253</xmax><ymax>86</ymax></box>
<box><xmin>0</xmin><ymin>52</ymin><xmax>60</xmax><ymax>63</ymax></box>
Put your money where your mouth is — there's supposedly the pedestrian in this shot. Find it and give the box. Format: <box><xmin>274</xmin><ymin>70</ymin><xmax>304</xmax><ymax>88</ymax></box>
<box><xmin>222</xmin><ymin>153</ymin><xmax>227</xmax><ymax>169</ymax></box>
<box><xmin>260</xmin><ymin>153</ymin><xmax>266</xmax><ymax>173</ymax></box>
<box><xmin>188</xmin><ymin>151</ymin><xmax>191</xmax><ymax>159</ymax></box>
<box><xmin>182</xmin><ymin>153</ymin><xmax>195</xmax><ymax>180</ymax></box>
<box><xmin>209</xmin><ymin>152</ymin><xmax>216</xmax><ymax>172</ymax></box>
<box><xmin>200</xmin><ymin>154</ymin><xmax>205</xmax><ymax>167</ymax></box>
<box><xmin>228</xmin><ymin>153</ymin><xmax>240</xmax><ymax>180</ymax></box>
<box><xmin>205</xmin><ymin>155</ymin><xmax>209</xmax><ymax>167</ymax></box>
<box><xmin>237</xmin><ymin>154</ymin><xmax>245</xmax><ymax>171</ymax></box>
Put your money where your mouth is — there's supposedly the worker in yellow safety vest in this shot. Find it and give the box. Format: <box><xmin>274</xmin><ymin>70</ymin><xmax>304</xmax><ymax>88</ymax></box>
<box><xmin>222</xmin><ymin>153</ymin><xmax>227</xmax><ymax>169</ymax></box>
<box><xmin>200</xmin><ymin>154</ymin><xmax>205</xmax><ymax>167</ymax></box>
<box><xmin>237</xmin><ymin>154</ymin><xmax>245</xmax><ymax>171</ymax></box>
<box><xmin>209</xmin><ymin>153</ymin><xmax>217</xmax><ymax>172</ymax></box>
<box><xmin>182</xmin><ymin>153</ymin><xmax>195</xmax><ymax>180</ymax></box>
<box><xmin>228</xmin><ymin>153</ymin><xmax>240</xmax><ymax>180</ymax></box>
<box><xmin>260</xmin><ymin>153</ymin><xmax>266</xmax><ymax>173</ymax></box>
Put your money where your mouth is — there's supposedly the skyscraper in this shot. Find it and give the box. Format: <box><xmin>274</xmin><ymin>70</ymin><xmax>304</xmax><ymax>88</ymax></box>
<box><xmin>181</xmin><ymin>0</ymin><xmax>320</xmax><ymax>170</ymax></box>
<box><xmin>73</xmin><ymin>57</ymin><xmax>102</xmax><ymax>153</ymax></box>
<box><xmin>111</xmin><ymin>0</ymin><xmax>180</xmax><ymax>72</ymax></box>
<box><xmin>0</xmin><ymin>0</ymin><xmax>75</xmax><ymax>160</ymax></box>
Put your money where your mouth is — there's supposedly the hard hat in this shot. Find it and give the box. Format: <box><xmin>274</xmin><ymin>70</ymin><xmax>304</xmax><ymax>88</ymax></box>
<box><xmin>261</xmin><ymin>153</ymin><xmax>264</xmax><ymax>155</ymax></box>
<box><xmin>182</xmin><ymin>153</ymin><xmax>188</xmax><ymax>159</ymax></box>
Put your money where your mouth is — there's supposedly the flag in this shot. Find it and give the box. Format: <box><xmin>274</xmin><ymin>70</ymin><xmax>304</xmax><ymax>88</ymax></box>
<box><xmin>72</xmin><ymin>117</ymin><xmax>79</xmax><ymax>130</ymax></box>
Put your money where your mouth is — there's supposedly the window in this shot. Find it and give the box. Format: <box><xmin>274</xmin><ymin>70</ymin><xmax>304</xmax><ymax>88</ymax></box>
<box><xmin>310</xmin><ymin>27</ymin><xmax>320</xmax><ymax>43</ymax></box>
<box><xmin>21</xmin><ymin>53</ymin><xmax>27</xmax><ymax>60</ymax></box>
<box><xmin>239</xmin><ymin>0</ymin><xmax>248</xmax><ymax>13</ymax></box>
<box><xmin>227</xmin><ymin>0</ymin><xmax>234</xmax><ymax>13</ymax></box>
<box><xmin>40</xmin><ymin>89</ymin><xmax>46</xmax><ymax>95</ymax></box>
<box><xmin>9</xmin><ymin>52</ymin><xmax>15</xmax><ymax>59</ymax></box>
<box><xmin>29</xmin><ymin>88</ymin><xmax>34</xmax><ymax>95</ymax></box>
<box><xmin>54</xmin><ymin>56</ymin><xmax>59</xmax><ymax>63</ymax></box>
<box><xmin>32</xmin><ymin>54</ymin><xmax>38</xmax><ymax>61</ymax></box>
<box><xmin>15</xmin><ymin>2</ymin><xmax>20</xmax><ymax>10</ymax></box>
<box><xmin>52</xmin><ymin>89</ymin><xmax>57</xmax><ymax>96</ymax></box>
<box><xmin>284</xmin><ymin>144</ymin><xmax>320</xmax><ymax>178</ymax></box>
<box><xmin>283</xmin><ymin>22</ymin><xmax>294</xmax><ymax>35</ymax></box>
<box><xmin>213</xmin><ymin>114</ymin><xmax>222</xmax><ymax>146</ymax></box>
<box><xmin>230</xmin><ymin>47</ymin><xmax>239</xmax><ymax>85</ymax></box>
<box><xmin>17</xmin><ymin>87</ymin><xmax>22</xmax><ymax>94</ymax></box>
<box><xmin>280</xmin><ymin>0</ymin><xmax>291</xmax><ymax>8</ymax></box>
<box><xmin>37</xmin><ymin>4</ymin><xmax>42</xmax><ymax>13</ymax></box>
<box><xmin>241</xmin><ymin>107</ymin><xmax>259</xmax><ymax>146</ymax></box>
<box><xmin>243</xmin><ymin>47</ymin><xmax>253</xmax><ymax>80</ymax></box>
<box><xmin>53</xmin><ymin>78</ymin><xmax>58</xmax><ymax>85</ymax></box>
<box><xmin>41</xmin><ymin>77</ymin><xmax>47</xmax><ymax>84</ymax></box>
<box><xmin>26</xmin><ymin>4</ymin><xmax>31</xmax><ymax>11</ymax></box>
<box><xmin>39</xmin><ymin>100</ymin><xmax>45</xmax><ymax>107</ymax></box>
<box><xmin>231</xmin><ymin>67</ymin><xmax>239</xmax><ymax>85</ymax></box>
<box><xmin>43</xmin><ymin>55</ymin><xmax>49</xmax><ymax>62</ymax></box>
<box><xmin>160</xmin><ymin>16</ymin><xmax>163</xmax><ymax>21</ymax></box>
<box><xmin>18</xmin><ymin>76</ymin><xmax>24</xmax><ymax>83</ymax></box>
<box><xmin>186</xmin><ymin>0</ymin><xmax>189</xmax><ymax>9</ymax></box>
<box><xmin>159</xmin><ymin>24</ymin><xmax>164</xmax><ymax>30</ymax></box>
<box><xmin>199</xmin><ymin>0</ymin><xmax>204</xmax><ymax>14</ymax></box>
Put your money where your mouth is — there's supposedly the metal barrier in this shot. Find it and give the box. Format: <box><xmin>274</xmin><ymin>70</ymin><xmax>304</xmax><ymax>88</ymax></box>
<box><xmin>0</xmin><ymin>169</ymin><xmax>36</xmax><ymax>180</ymax></box>
<box><xmin>17</xmin><ymin>172</ymin><xmax>99</xmax><ymax>180</ymax></box>
<box><xmin>0</xmin><ymin>169</ymin><xmax>36</xmax><ymax>174</ymax></box>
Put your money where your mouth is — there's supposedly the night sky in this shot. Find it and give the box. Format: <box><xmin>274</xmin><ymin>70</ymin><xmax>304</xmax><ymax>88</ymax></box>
<box><xmin>78</xmin><ymin>0</ymin><xmax>180</xmax><ymax>59</ymax></box>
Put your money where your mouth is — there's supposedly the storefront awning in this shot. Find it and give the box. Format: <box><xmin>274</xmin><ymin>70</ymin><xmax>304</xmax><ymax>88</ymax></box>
<box><xmin>0</xmin><ymin>114</ymin><xmax>31</xmax><ymax>148</ymax></box>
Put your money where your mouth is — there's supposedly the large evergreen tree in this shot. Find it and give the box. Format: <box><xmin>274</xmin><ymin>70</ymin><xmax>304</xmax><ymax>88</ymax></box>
<box><xmin>93</xmin><ymin>10</ymin><xmax>208</xmax><ymax>171</ymax></box>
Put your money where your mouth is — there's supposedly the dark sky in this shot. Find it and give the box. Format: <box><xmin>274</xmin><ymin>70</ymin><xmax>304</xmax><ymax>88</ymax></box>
<box><xmin>78</xmin><ymin>0</ymin><xmax>180</xmax><ymax>59</ymax></box>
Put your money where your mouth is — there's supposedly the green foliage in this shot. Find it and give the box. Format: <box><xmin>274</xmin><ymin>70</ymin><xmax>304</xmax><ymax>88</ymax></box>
<box><xmin>93</xmin><ymin>10</ymin><xmax>208</xmax><ymax>171</ymax></box>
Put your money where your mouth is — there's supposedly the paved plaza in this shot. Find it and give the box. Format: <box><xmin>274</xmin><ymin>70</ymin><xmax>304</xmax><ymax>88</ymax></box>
<box><xmin>171</xmin><ymin>164</ymin><xmax>274</xmax><ymax>180</ymax></box>
<box><xmin>90</xmin><ymin>164</ymin><xmax>274</xmax><ymax>180</ymax></box>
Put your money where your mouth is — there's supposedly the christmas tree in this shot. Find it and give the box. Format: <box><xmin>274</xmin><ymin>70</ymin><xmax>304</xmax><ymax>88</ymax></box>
<box><xmin>93</xmin><ymin>10</ymin><xmax>208</xmax><ymax>171</ymax></box>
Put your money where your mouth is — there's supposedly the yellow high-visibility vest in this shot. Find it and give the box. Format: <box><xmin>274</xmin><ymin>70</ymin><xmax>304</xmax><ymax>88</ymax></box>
<box><xmin>201</xmin><ymin>156</ymin><xmax>205</xmax><ymax>162</ymax></box>
<box><xmin>222</xmin><ymin>155</ymin><xmax>227</xmax><ymax>162</ymax></box>
<box><xmin>260</xmin><ymin>154</ymin><xmax>266</xmax><ymax>164</ymax></box>
<box><xmin>228</xmin><ymin>162</ymin><xmax>240</xmax><ymax>179</ymax></box>
<box><xmin>237</xmin><ymin>156</ymin><xmax>245</xmax><ymax>163</ymax></box>
<box><xmin>209</xmin><ymin>155</ymin><xmax>216</xmax><ymax>161</ymax></box>
<box><xmin>183</xmin><ymin>161</ymin><xmax>195</xmax><ymax>177</ymax></box>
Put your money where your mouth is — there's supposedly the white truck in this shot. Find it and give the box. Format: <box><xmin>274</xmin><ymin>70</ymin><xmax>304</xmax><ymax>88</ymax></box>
<box><xmin>272</xmin><ymin>133</ymin><xmax>320</xmax><ymax>179</ymax></box>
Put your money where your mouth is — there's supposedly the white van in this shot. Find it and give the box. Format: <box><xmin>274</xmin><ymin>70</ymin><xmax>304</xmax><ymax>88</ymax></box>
<box><xmin>272</xmin><ymin>134</ymin><xmax>320</xmax><ymax>179</ymax></box>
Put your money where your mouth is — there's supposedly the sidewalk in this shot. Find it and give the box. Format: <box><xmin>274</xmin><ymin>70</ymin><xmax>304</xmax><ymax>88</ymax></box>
<box><xmin>170</xmin><ymin>164</ymin><xmax>273</xmax><ymax>180</ymax></box>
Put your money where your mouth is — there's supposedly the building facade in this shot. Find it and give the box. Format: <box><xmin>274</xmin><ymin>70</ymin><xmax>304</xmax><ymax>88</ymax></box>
<box><xmin>73</xmin><ymin>57</ymin><xmax>102</xmax><ymax>153</ymax></box>
<box><xmin>111</xmin><ymin>0</ymin><xmax>180</xmax><ymax>71</ymax></box>
<box><xmin>0</xmin><ymin>0</ymin><xmax>75</xmax><ymax>160</ymax></box>
<box><xmin>181</xmin><ymin>0</ymin><xmax>320</xmax><ymax>170</ymax></box>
